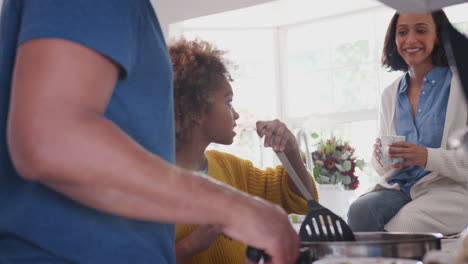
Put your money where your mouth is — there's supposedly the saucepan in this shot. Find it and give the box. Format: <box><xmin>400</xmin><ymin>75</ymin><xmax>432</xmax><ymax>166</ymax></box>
<box><xmin>294</xmin><ymin>232</ymin><xmax>442</xmax><ymax>264</ymax></box>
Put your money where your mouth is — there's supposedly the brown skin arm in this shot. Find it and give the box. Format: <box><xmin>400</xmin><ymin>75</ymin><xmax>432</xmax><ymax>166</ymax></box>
<box><xmin>256</xmin><ymin>120</ymin><xmax>315</xmax><ymax>199</ymax></box>
<box><xmin>7</xmin><ymin>38</ymin><xmax>298</xmax><ymax>264</ymax></box>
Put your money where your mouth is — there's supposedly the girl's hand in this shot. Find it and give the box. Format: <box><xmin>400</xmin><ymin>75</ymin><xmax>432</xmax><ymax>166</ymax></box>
<box><xmin>256</xmin><ymin>120</ymin><xmax>298</xmax><ymax>152</ymax></box>
<box><xmin>388</xmin><ymin>141</ymin><xmax>428</xmax><ymax>168</ymax></box>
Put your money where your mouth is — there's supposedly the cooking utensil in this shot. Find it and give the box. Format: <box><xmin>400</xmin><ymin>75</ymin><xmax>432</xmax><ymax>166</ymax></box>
<box><xmin>298</xmin><ymin>232</ymin><xmax>442</xmax><ymax>262</ymax></box>
<box><xmin>248</xmin><ymin>232</ymin><xmax>443</xmax><ymax>264</ymax></box>
<box><xmin>246</xmin><ymin>148</ymin><xmax>355</xmax><ymax>263</ymax></box>
<box><xmin>273</xmin><ymin>151</ymin><xmax>355</xmax><ymax>242</ymax></box>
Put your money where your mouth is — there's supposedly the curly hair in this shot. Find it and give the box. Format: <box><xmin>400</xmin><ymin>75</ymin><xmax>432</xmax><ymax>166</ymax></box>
<box><xmin>381</xmin><ymin>10</ymin><xmax>449</xmax><ymax>72</ymax></box>
<box><xmin>168</xmin><ymin>38</ymin><xmax>233</xmax><ymax>148</ymax></box>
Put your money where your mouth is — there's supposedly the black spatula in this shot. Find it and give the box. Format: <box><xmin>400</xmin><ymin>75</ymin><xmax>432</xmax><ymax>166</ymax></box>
<box><xmin>246</xmin><ymin>150</ymin><xmax>355</xmax><ymax>263</ymax></box>
<box><xmin>275</xmin><ymin>151</ymin><xmax>355</xmax><ymax>242</ymax></box>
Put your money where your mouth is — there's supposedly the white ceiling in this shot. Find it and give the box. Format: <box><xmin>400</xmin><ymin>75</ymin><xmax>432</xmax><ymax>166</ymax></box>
<box><xmin>175</xmin><ymin>0</ymin><xmax>384</xmax><ymax>28</ymax></box>
<box><xmin>151</xmin><ymin>0</ymin><xmax>274</xmax><ymax>26</ymax></box>
<box><xmin>377</xmin><ymin>0</ymin><xmax>468</xmax><ymax>13</ymax></box>
<box><xmin>151</xmin><ymin>0</ymin><xmax>276</xmax><ymax>36</ymax></box>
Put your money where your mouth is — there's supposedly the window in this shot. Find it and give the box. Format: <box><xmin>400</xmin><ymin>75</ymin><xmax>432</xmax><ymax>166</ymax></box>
<box><xmin>286</xmin><ymin>11</ymin><xmax>380</xmax><ymax>116</ymax></box>
<box><xmin>170</xmin><ymin>2</ymin><xmax>468</xmax><ymax>195</ymax></box>
<box><xmin>284</xmin><ymin>7</ymin><xmax>403</xmax><ymax>191</ymax></box>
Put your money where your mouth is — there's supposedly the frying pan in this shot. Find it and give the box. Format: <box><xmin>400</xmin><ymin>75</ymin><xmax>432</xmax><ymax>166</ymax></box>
<box><xmin>295</xmin><ymin>232</ymin><xmax>442</xmax><ymax>263</ymax></box>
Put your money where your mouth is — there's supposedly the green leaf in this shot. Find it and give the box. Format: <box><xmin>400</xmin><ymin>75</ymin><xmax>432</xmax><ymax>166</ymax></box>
<box><xmin>342</xmin><ymin>175</ymin><xmax>351</xmax><ymax>185</ymax></box>
<box><xmin>310</xmin><ymin>132</ymin><xmax>319</xmax><ymax>139</ymax></box>
<box><xmin>330</xmin><ymin>174</ymin><xmax>337</xmax><ymax>184</ymax></box>
<box><xmin>343</xmin><ymin>160</ymin><xmax>352</xmax><ymax>171</ymax></box>
<box><xmin>320</xmin><ymin>168</ymin><xmax>329</xmax><ymax>176</ymax></box>
<box><xmin>290</xmin><ymin>214</ymin><xmax>298</xmax><ymax>223</ymax></box>
<box><xmin>313</xmin><ymin>167</ymin><xmax>320</xmax><ymax>178</ymax></box>
<box><xmin>341</xmin><ymin>151</ymin><xmax>350</xmax><ymax>160</ymax></box>
<box><xmin>335</xmin><ymin>164</ymin><xmax>344</xmax><ymax>172</ymax></box>
<box><xmin>335</xmin><ymin>172</ymin><xmax>344</xmax><ymax>182</ymax></box>
<box><xmin>320</xmin><ymin>175</ymin><xmax>330</xmax><ymax>184</ymax></box>
<box><xmin>325</xmin><ymin>144</ymin><xmax>332</xmax><ymax>156</ymax></box>
<box><xmin>356</xmin><ymin>159</ymin><xmax>365</xmax><ymax>169</ymax></box>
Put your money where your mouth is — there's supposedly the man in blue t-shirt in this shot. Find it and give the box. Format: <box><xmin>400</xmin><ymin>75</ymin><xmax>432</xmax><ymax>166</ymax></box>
<box><xmin>0</xmin><ymin>1</ymin><xmax>298</xmax><ymax>263</ymax></box>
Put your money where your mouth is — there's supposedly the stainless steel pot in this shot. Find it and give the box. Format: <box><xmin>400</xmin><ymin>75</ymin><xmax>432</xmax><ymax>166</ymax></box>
<box><xmin>296</xmin><ymin>232</ymin><xmax>443</xmax><ymax>264</ymax></box>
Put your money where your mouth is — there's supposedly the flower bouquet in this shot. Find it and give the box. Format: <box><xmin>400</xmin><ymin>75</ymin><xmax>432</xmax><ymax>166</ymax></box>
<box><xmin>310</xmin><ymin>135</ymin><xmax>365</xmax><ymax>190</ymax></box>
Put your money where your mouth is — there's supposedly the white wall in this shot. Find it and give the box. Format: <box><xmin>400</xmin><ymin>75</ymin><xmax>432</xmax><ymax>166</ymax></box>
<box><xmin>151</xmin><ymin>0</ymin><xmax>276</xmax><ymax>38</ymax></box>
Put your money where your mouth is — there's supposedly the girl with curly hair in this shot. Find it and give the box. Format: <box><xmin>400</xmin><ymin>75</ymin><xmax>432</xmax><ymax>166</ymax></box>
<box><xmin>169</xmin><ymin>38</ymin><xmax>318</xmax><ymax>264</ymax></box>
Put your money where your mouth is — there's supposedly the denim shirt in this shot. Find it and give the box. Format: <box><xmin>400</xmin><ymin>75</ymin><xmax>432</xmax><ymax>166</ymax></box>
<box><xmin>388</xmin><ymin>67</ymin><xmax>451</xmax><ymax>196</ymax></box>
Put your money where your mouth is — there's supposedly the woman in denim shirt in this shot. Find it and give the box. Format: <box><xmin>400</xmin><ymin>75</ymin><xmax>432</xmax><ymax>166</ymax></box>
<box><xmin>348</xmin><ymin>10</ymin><xmax>468</xmax><ymax>235</ymax></box>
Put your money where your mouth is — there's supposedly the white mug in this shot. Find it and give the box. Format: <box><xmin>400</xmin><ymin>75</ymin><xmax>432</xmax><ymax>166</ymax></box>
<box><xmin>380</xmin><ymin>135</ymin><xmax>406</xmax><ymax>167</ymax></box>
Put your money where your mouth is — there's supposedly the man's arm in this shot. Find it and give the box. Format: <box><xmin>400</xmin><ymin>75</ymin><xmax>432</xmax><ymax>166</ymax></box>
<box><xmin>7</xmin><ymin>38</ymin><xmax>298</xmax><ymax>263</ymax></box>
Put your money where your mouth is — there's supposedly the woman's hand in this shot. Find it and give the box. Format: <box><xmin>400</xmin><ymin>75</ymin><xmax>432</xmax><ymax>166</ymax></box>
<box><xmin>175</xmin><ymin>224</ymin><xmax>223</xmax><ymax>264</ymax></box>
<box><xmin>256</xmin><ymin>120</ymin><xmax>298</xmax><ymax>152</ymax></box>
<box><xmin>373</xmin><ymin>138</ymin><xmax>384</xmax><ymax>167</ymax></box>
<box><xmin>388</xmin><ymin>141</ymin><xmax>428</xmax><ymax>168</ymax></box>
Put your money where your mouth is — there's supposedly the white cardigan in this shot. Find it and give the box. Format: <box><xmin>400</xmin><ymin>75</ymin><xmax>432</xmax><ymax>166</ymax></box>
<box><xmin>370</xmin><ymin>68</ymin><xmax>468</xmax><ymax>235</ymax></box>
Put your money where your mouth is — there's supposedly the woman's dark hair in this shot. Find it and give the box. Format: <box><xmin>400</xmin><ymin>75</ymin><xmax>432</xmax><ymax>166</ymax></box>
<box><xmin>168</xmin><ymin>38</ymin><xmax>233</xmax><ymax>147</ymax></box>
<box><xmin>381</xmin><ymin>10</ymin><xmax>450</xmax><ymax>72</ymax></box>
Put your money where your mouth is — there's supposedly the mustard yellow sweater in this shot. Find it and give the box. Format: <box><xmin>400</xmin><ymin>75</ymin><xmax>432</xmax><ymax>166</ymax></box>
<box><xmin>176</xmin><ymin>150</ymin><xmax>319</xmax><ymax>264</ymax></box>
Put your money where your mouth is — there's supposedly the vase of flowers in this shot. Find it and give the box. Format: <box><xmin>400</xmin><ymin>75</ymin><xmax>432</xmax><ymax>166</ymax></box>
<box><xmin>305</xmin><ymin>134</ymin><xmax>366</xmax><ymax>220</ymax></box>
<box><xmin>297</xmin><ymin>131</ymin><xmax>366</xmax><ymax>220</ymax></box>
<box><xmin>310</xmin><ymin>135</ymin><xmax>365</xmax><ymax>191</ymax></box>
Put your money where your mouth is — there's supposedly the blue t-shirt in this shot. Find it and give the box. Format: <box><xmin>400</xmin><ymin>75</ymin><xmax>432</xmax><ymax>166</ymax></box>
<box><xmin>0</xmin><ymin>0</ymin><xmax>175</xmax><ymax>263</ymax></box>
<box><xmin>388</xmin><ymin>67</ymin><xmax>451</xmax><ymax>196</ymax></box>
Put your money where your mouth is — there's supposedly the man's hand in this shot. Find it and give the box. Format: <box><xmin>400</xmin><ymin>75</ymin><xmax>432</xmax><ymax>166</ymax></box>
<box><xmin>222</xmin><ymin>196</ymin><xmax>299</xmax><ymax>264</ymax></box>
